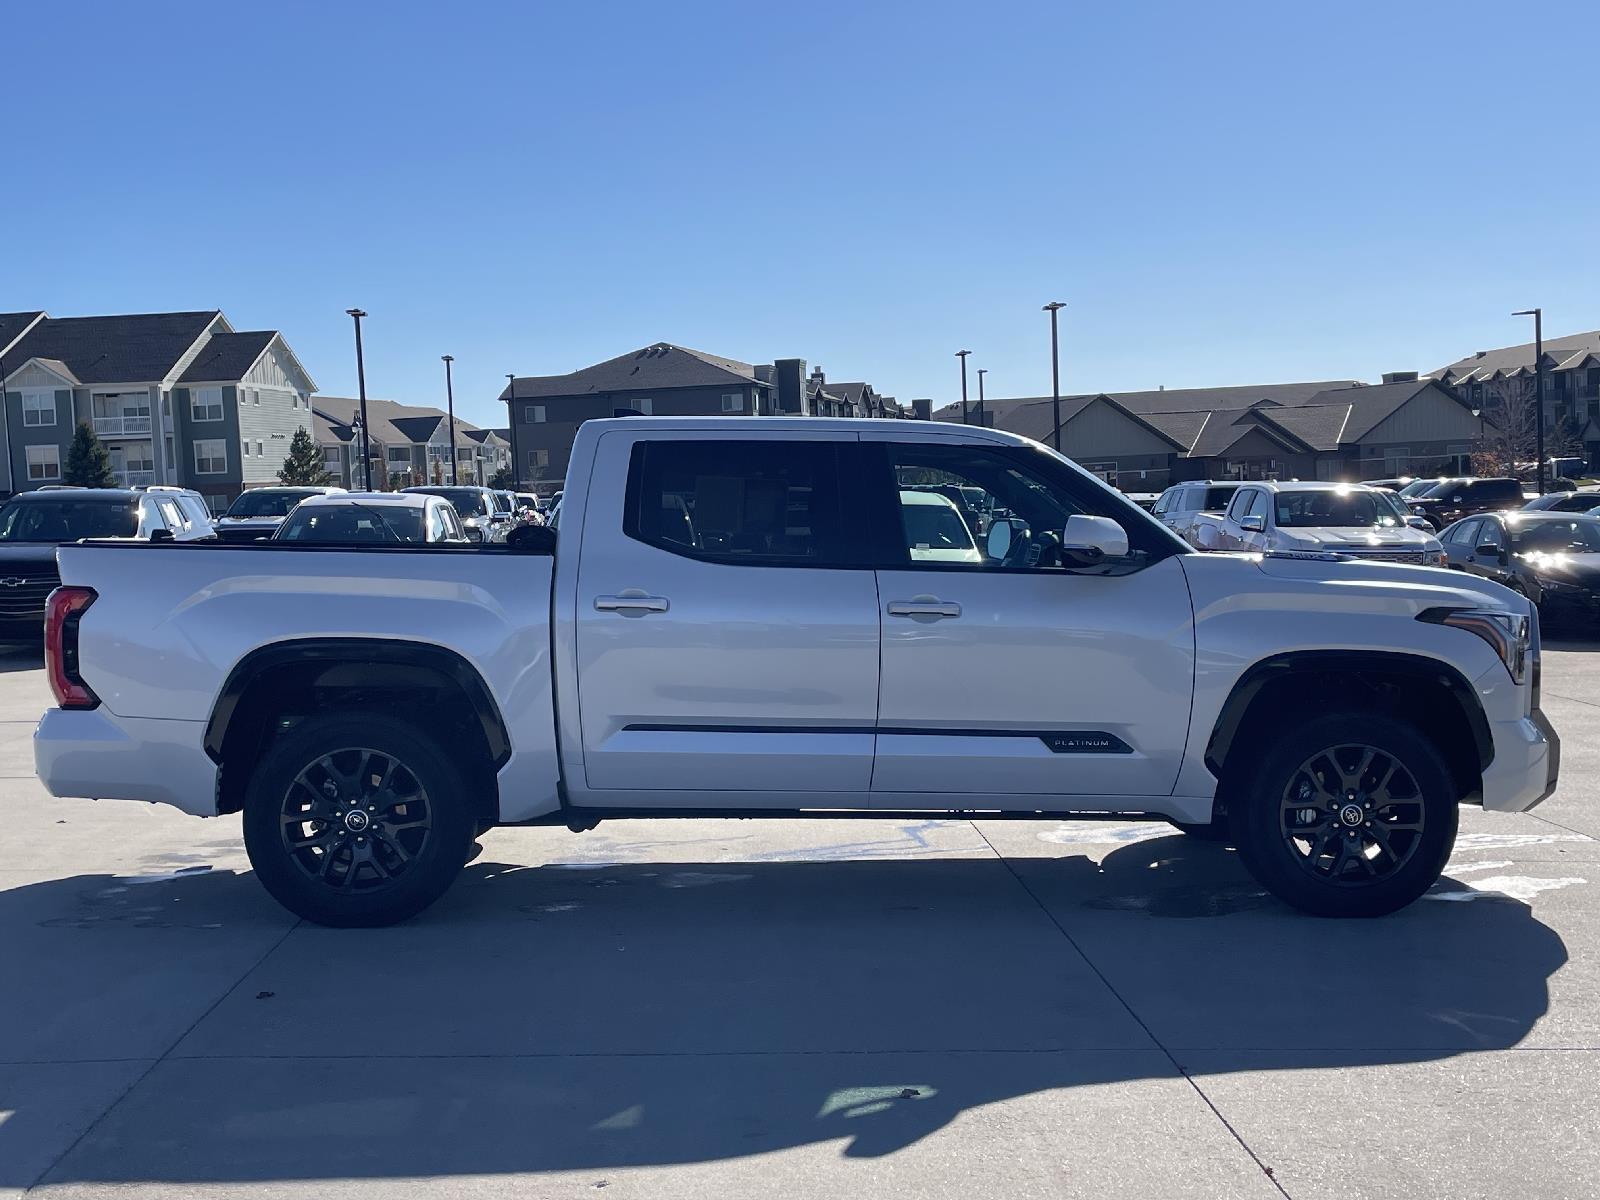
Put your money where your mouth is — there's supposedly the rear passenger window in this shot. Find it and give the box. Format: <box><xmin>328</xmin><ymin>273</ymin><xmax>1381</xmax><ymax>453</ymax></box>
<box><xmin>626</xmin><ymin>440</ymin><xmax>849</xmax><ymax>566</ymax></box>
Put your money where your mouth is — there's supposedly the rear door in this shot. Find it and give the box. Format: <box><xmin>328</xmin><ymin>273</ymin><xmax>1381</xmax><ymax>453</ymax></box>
<box><xmin>862</xmin><ymin>433</ymin><xmax>1195</xmax><ymax>804</ymax></box>
<box><xmin>572</xmin><ymin>430</ymin><xmax>881</xmax><ymax>803</ymax></box>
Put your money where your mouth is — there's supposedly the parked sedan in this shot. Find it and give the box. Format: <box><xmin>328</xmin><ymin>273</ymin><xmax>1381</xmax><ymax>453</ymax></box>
<box><xmin>1523</xmin><ymin>488</ymin><xmax>1600</xmax><ymax>514</ymax></box>
<box><xmin>213</xmin><ymin>486</ymin><xmax>345</xmax><ymax>542</ymax></box>
<box><xmin>1439</xmin><ymin>511</ymin><xmax>1600</xmax><ymax>624</ymax></box>
<box><xmin>401</xmin><ymin>485</ymin><xmax>509</xmax><ymax>542</ymax></box>
<box><xmin>272</xmin><ymin>493</ymin><xmax>473</xmax><ymax>546</ymax></box>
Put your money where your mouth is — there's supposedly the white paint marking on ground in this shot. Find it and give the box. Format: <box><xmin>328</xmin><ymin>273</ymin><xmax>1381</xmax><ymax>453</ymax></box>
<box><xmin>1446</xmin><ymin>859</ymin><xmax>1515</xmax><ymax>874</ymax></box>
<box><xmin>1427</xmin><ymin>876</ymin><xmax>1587</xmax><ymax>903</ymax></box>
<box><xmin>1037</xmin><ymin>823</ymin><xmax>1167</xmax><ymax>846</ymax></box>
<box><xmin>1453</xmin><ymin>832</ymin><xmax>1594</xmax><ymax>850</ymax></box>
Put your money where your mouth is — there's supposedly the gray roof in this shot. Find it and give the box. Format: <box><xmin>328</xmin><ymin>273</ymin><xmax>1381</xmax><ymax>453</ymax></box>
<box><xmin>1183</xmin><ymin>409</ymin><xmax>1312</xmax><ymax>458</ymax></box>
<box><xmin>936</xmin><ymin>380</ymin><xmax>1361</xmax><ymax>423</ymax></box>
<box><xmin>312</xmin><ymin>396</ymin><xmax>494</xmax><ymax>447</ymax></box>
<box><xmin>178</xmin><ymin>331</ymin><xmax>276</xmax><ymax>383</ymax></box>
<box><xmin>1431</xmin><ymin>330</ymin><xmax>1600</xmax><ymax>383</ymax></box>
<box><xmin>501</xmin><ymin>342</ymin><xmax>765</xmax><ymax>400</ymax></box>
<box><xmin>2</xmin><ymin>311</ymin><xmax>219</xmax><ymax>384</ymax></box>
<box><xmin>0</xmin><ymin>311</ymin><xmax>46</xmax><ymax>357</ymax></box>
<box><xmin>826</xmin><ymin>381</ymin><xmax>870</xmax><ymax>406</ymax></box>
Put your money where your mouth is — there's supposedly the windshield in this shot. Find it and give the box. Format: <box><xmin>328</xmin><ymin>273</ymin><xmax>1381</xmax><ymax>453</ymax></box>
<box><xmin>225</xmin><ymin>491</ymin><xmax>315</xmax><ymax>519</ymax></box>
<box><xmin>409</xmin><ymin>488</ymin><xmax>487</xmax><ymax>517</ymax></box>
<box><xmin>275</xmin><ymin>503</ymin><xmax>426</xmax><ymax>543</ymax></box>
<box><xmin>1512</xmin><ymin>519</ymin><xmax>1600</xmax><ymax>554</ymax></box>
<box><xmin>900</xmin><ymin>498</ymin><xmax>976</xmax><ymax>552</ymax></box>
<box><xmin>0</xmin><ymin>498</ymin><xmax>139</xmax><ymax>542</ymax></box>
<box><xmin>1274</xmin><ymin>490</ymin><xmax>1402</xmax><ymax>529</ymax></box>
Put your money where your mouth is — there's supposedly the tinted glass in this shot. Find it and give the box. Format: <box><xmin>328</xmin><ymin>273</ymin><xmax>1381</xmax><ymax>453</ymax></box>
<box><xmin>276</xmin><ymin>503</ymin><xmax>427</xmax><ymax>543</ymax></box>
<box><xmin>627</xmin><ymin>440</ymin><xmax>846</xmax><ymax>564</ymax></box>
<box><xmin>900</xmin><ymin>494</ymin><xmax>978</xmax><ymax>561</ymax></box>
<box><xmin>1398</xmin><ymin>479</ymin><xmax>1439</xmax><ymax>498</ymax></box>
<box><xmin>1511</xmin><ymin>519</ymin><xmax>1600</xmax><ymax>554</ymax></box>
<box><xmin>1449</xmin><ymin>519</ymin><xmax>1481</xmax><ymax>546</ymax></box>
<box><xmin>1417</xmin><ymin>478</ymin><xmax>1466</xmax><ymax>499</ymax></box>
<box><xmin>1274</xmin><ymin>490</ymin><xmax>1402</xmax><ymax>528</ymax></box>
<box><xmin>1469</xmin><ymin>479</ymin><xmax>1523</xmax><ymax>502</ymax></box>
<box><xmin>225</xmin><ymin>490</ymin><xmax>317</xmax><ymax>518</ymax></box>
<box><xmin>1202</xmin><ymin>486</ymin><xmax>1239</xmax><ymax>511</ymax></box>
<box><xmin>0</xmin><ymin>498</ymin><xmax>140</xmax><ymax>541</ymax></box>
<box><xmin>407</xmin><ymin>488</ymin><xmax>488</xmax><ymax>517</ymax></box>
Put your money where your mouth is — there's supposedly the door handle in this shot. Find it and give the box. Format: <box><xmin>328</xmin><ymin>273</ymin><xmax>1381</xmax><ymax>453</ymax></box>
<box><xmin>887</xmin><ymin>597</ymin><xmax>961</xmax><ymax>619</ymax></box>
<box><xmin>595</xmin><ymin>591</ymin><xmax>670</xmax><ymax>614</ymax></box>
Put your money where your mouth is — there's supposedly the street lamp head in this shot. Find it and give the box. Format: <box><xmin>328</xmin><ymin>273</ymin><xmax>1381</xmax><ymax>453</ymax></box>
<box><xmin>1042</xmin><ymin>301</ymin><xmax>1065</xmax><ymax>313</ymax></box>
<box><xmin>346</xmin><ymin>308</ymin><xmax>367</xmax><ymax>319</ymax></box>
<box><xmin>978</xmin><ymin>368</ymin><xmax>988</xmax><ymax>377</ymax></box>
<box><xmin>955</xmin><ymin>349</ymin><xmax>971</xmax><ymax>358</ymax></box>
<box><xmin>442</xmin><ymin>354</ymin><xmax>454</xmax><ymax>364</ymax></box>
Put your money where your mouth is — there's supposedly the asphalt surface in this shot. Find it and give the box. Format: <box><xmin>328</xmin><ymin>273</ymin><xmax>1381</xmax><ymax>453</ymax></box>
<box><xmin>2</xmin><ymin>640</ymin><xmax>1597</xmax><ymax>1199</ymax></box>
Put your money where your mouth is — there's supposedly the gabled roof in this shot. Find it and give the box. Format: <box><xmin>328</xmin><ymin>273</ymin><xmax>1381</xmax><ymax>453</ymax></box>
<box><xmin>313</xmin><ymin>412</ymin><xmax>354</xmax><ymax>444</ymax></box>
<box><xmin>1183</xmin><ymin>408</ymin><xmax>1314</xmax><ymax>458</ymax></box>
<box><xmin>985</xmin><ymin>393</ymin><xmax>1189</xmax><ymax>451</ymax></box>
<box><xmin>934</xmin><ymin>380</ymin><xmax>1362</xmax><ymax>423</ymax></box>
<box><xmin>2</xmin><ymin>356</ymin><xmax>81</xmax><ymax>386</ymax></box>
<box><xmin>501</xmin><ymin>342</ymin><xmax>766</xmax><ymax>400</ymax></box>
<box><xmin>177</xmin><ymin>331</ymin><xmax>278</xmax><ymax>383</ymax></box>
<box><xmin>826</xmin><ymin>381</ymin><xmax>871</xmax><ymax>406</ymax></box>
<box><xmin>1301</xmin><ymin>378</ymin><xmax>1468</xmax><ymax>445</ymax></box>
<box><xmin>2</xmin><ymin>311</ymin><xmax>220</xmax><ymax>384</ymax></box>
<box><xmin>0</xmin><ymin>311</ymin><xmax>46</xmax><ymax>356</ymax></box>
<box><xmin>1431</xmin><ymin>330</ymin><xmax>1600</xmax><ymax>382</ymax></box>
<box><xmin>312</xmin><ymin>396</ymin><xmax>495</xmax><ymax>447</ymax></box>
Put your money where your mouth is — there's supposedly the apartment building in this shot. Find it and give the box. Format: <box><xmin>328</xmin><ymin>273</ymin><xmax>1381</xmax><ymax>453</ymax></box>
<box><xmin>499</xmin><ymin>343</ymin><xmax>905</xmax><ymax>489</ymax></box>
<box><xmin>312</xmin><ymin>397</ymin><xmax>510</xmax><ymax>489</ymax></box>
<box><xmin>0</xmin><ymin>310</ymin><xmax>317</xmax><ymax>508</ymax></box>
<box><xmin>1431</xmin><ymin>329</ymin><xmax>1600</xmax><ymax>467</ymax></box>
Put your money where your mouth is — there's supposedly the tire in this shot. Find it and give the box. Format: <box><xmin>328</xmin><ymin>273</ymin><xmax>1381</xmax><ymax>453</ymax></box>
<box><xmin>1230</xmin><ymin>712</ymin><xmax>1458</xmax><ymax>917</ymax></box>
<box><xmin>242</xmin><ymin>712</ymin><xmax>478</xmax><ymax>927</ymax></box>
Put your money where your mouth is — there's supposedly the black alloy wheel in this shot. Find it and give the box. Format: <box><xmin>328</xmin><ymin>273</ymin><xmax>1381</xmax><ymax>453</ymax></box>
<box><xmin>280</xmin><ymin>748</ymin><xmax>434</xmax><ymax>892</ymax></box>
<box><xmin>1278</xmin><ymin>744</ymin><xmax>1425</xmax><ymax>885</ymax></box>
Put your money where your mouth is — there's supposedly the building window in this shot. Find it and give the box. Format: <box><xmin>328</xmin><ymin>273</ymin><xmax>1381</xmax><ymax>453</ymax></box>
<box><xmin>634</xmin><ymin>398</ymin><xmax>654</xmax><ymax>415</ymax></box>
<box><xmin>194</xmin><ymin>439</ymin><xmax>227</xmax><ymax>474</ymax></box>
<box><xmin>26</xmin><ymin>445</ymin><xmax>60</xmax><ymax>481</ymax></box>
<box><xmin>323</xmin><ymin>447</ymin><xmax>341</xmax><ymax>465</ymax></box>
<box><xmin>387</xmin><ymin>447</ymin><xmax>413</xmax><ymax>465</ymax></box>
<box><xmin>457</xmin><ymin>447</ymin><xmax>473</xmax><ymax>462</ymax></box>
<box><xmin>253</xmin><ymin>390</ymin><xmax>261</xmax><ymax>405</ymax></box>
<box><xmin>192</xmin><ymin>387</ymin><xmax>225</xmax><ymax>422</ymax></box>
<box><xmin>256</xmin><ymin>440</ymin><xmax>264</xmax><ymax>457</ymax></box>
<box><xmin>721</xmin><ymin>393</ymin><xmax>744</xmax><ymax>413</ymax></box>
<box><xmin>529</xmin><ymin>449</ymin><xmax>549</xmax><ymax>472</ymax></box>
<box><xmin>525</xmin><ymin>404</ymin><xmax>546</xmax><ymax>424</ymax></box>
<box><xmin>21</xmin><ymin>390</ymin><xmax>56</xmax><ymax>426</ymax></box>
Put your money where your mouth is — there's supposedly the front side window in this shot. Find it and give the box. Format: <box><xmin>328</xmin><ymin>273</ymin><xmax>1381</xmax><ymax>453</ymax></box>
<box><xmin>194</xmin><ymin>439</ymin><xmax>227</xmax><ymax>474</ymax></box>
<box><xmin>25</xmin><ymin>445</ymin><xmax>61</xmax><ymax>480</ymax></box>
<box><xmin>192</xmin><ymin>387</ymin><xmax>224</xmax><ymax>422</ymax></box>
<box><xmin>1226</xmin><ymin>489</ymin><xmax>1252</xmax><ymax>521</ymax></box>
<box><xmin>1449</xmin><ymin>518</ymin><xmax>1481</xmax><ymax>546</ymax></box>
<box><xmin>880</xmin><ymin>442</ymin><xmax>1178</xmax><ymax>571</ymax></box>
<box><xmin>0</xmin><ymin>498</ymin><xmax>137</xmax><ymax>540</ymax></box>
<box><xmin>626</xmin><ymin>439</ymin><xmax>847</xmax><ymax>565</ymax></box>
<box><xmin>21</xmin><ymin>390</ymin><xmax>56</xmax><ymax>426</ymax></box>
<box><xmin>1476</xmin><ymin>520</ymin><xmax>1506</xmax><ymax>551</ymax></box>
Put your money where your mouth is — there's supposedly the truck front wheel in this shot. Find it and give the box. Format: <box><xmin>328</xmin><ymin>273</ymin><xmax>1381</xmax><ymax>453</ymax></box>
<box><xmin>1230</xmin><ymin>713</ymin><xmax>1457</xmax><ymax>917</ymax></box>
<box><xmin>242</xmin><ymin>713</ymin><xmax>477</xmax><ymax>927</ymax></box>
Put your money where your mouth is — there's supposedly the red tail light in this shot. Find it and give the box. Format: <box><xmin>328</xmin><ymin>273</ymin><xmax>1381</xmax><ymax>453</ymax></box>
<box><xmin>44</xmin><ymin>586</ymin><xmax>99</xmax><ymax>710</ymax></box>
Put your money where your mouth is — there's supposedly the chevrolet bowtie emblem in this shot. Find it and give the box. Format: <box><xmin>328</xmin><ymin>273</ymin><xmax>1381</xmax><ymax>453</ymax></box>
<box><xmin>0</xmin><ymin>577</ymin><xmax>25</xmax><ymax>588</ymax></box>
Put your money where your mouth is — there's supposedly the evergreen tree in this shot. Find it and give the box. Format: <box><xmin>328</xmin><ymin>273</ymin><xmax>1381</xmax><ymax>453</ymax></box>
<box><xmin>277</xmin><ymin>426</ymin><xmax>335</xmax><ymax>486</ymax></box>
<box><xmin>63</xmin><ymin>421</ymin><xmax>117</xmax><ymax>487</ymax></box>
<box><xmin>488</xmin><ymin>465</ymin><xmax>515</xmax><ymax>489</ymax></box>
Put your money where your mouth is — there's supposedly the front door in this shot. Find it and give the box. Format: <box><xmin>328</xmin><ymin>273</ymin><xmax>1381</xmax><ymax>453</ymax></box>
<box><xmin>572</xmin><ymin>430</ymin><xmax>881</xmax><ymax>804</ymax></box>
<box><xmin>863</xmin><ymin>434</ymin><xmax>1195</xmax><ymax>806</ymax></box>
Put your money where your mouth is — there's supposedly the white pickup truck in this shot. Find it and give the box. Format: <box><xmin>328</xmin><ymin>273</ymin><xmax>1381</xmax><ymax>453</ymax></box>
<box><xmin>35</xmin><ymin>418</ymin><xmax>1558</xmax><ymax>926</ymax></box>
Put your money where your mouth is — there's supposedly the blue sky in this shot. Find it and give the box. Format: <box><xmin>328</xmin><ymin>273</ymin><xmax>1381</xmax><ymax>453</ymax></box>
<box><xmin>6</xmin><ymin>0</ymin><xmax>1596</xmax><ymax>425</ymax></box>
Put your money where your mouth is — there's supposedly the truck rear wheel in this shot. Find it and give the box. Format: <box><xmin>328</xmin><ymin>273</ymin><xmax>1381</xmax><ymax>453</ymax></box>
<box><xmin>1230</xmin><ymin>712</ymin><xmax>1457</xmax><ymax>917</ymax></box>
<box><xmin>242</xmin><ymin>713</ymin><xmax>476</xmax><ymax>927</ymax></box>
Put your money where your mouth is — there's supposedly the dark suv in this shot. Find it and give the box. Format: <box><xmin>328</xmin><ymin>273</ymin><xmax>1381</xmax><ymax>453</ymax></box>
<box><xmin>0</xmin><ymin>489</ymin><xmax>202</xmax><ymax>643</ymax></box>
<box><xmin>1407</xmin><ymin>477</ymin><xmax>1524</xmax><ymax>531</ymax></box>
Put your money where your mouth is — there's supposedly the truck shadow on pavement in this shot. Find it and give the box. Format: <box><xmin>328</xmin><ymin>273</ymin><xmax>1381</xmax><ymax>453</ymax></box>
<box><xmin>4</xmin><ymin>834</ymin><xmax>1569</xmax><ymax>1186</ymax></box>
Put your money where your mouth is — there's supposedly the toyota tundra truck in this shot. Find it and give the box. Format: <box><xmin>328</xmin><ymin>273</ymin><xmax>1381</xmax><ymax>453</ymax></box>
<box><xmin>34</xmin><ymin>418</ymin><xmax>1559</xmax><ymax>926</ymax></box>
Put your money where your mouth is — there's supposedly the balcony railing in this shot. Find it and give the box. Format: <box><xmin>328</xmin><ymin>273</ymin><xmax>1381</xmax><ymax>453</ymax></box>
<box><xmin>93</xmin><ymin>415</ymin><xmax>153</xmax><ymax>436</ymax></box>
<box><xmin>113</xmin><ymin>470</ymin><xmax>155</xmax><ymax>487</ymax></box>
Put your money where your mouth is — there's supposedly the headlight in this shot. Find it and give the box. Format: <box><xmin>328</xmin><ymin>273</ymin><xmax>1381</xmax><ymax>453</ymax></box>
<box><xmin>1412</xmin><ymin>506</ymin><xmax>1427</xmax><ymax>516</ymax></box>
<box><xmin>1418</xmin><ymin>606</ymin><xmax>1530</xmax><ymax>684</ymax></box>
<box><xmin>1423</xmin><ymin>548</ymin><xmax>1444</xmax><ymax>565</ymax></box>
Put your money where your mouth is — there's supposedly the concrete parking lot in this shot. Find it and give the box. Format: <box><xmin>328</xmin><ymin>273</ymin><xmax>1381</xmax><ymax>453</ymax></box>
<box><xmin>2</xmin><ymin>642</ymin><xmax>1596</xmax><ymax>1199</ymax></box>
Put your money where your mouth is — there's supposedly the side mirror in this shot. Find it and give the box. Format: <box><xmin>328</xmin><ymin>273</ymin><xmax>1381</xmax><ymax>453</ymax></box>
<box><xmin>1475</xmin><ymin>541</ymin><xmax>1502</xmax><ymax>558</ymax></box>
<box><xmin>1060</xmin><ymin>514</ymin><xmax>1129</xmax><ymax>564</ymax></box>
<box><xmin>986</xmin><ymin>521</ymin><xmax>1012</xmax><ymax>560</ymax></box>
<box><xmin>149</xmin><ymin>528</ymin><xmax>175</xmax><ymax>542</ymax></box>
<box><xmin>1239</xmin><ymin>514</ymin><xmax>1266</xmax><ymax>533</ymax></box>
<box><xmin>506</xmin><ymin>524</ymin><xmax>557</xmax><ymax>554</ymax></box>
<box><xmin>1406</xmin><ymin>516</ymin><xmax>1432</xmax><ymax>530</ymax></box>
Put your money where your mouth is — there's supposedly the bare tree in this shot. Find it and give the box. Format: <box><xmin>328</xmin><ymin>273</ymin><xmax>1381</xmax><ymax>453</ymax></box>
<box><xmin>1471</xmin><ymin>374</ymin><xmax>1582</xmax><ymax>478</ymax></box>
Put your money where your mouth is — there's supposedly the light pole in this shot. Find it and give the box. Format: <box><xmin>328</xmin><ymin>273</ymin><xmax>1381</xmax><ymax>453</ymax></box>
<box><xmin>1043</xmin><ymin>301</ymin><xmax>1065</xmax><ymax>452</ymax></box>
<box><xmin>346</xmin><ymin>309</ymin><xmax>372</xmax><ymax>489</ymax></box>
<box><xmin>956</xmin><ymin>350</ymin><xmax>971</xmax><ymax>424</ymax></box>
<box><xmin>1513</xmin><ymin>308</ymin><xmax>1545</xmax><ymax>494</ymax></box>
<box><xmin>441</xmin><ymin>355</ymin><xmax>458</xmax><ymax>485</ymax></box>
<box><xmin>977</xmin><ymin>368</ymin><xmax>987</xmax><ymax>428</ymax></box>
<box><xmin>506</xmin><ymin>373</ymin><xmax>520</xmax><ymax>490</ymax></box>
